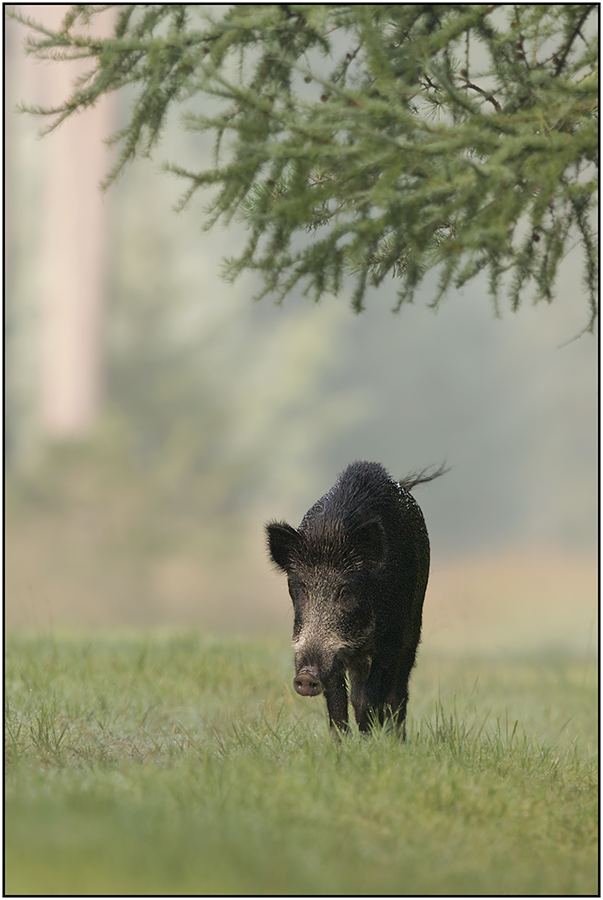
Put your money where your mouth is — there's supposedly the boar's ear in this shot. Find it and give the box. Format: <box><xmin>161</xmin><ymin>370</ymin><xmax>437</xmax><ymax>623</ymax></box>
<box><xmin>350</xmin><ymin>520</ymin><xmax>386</xmax><ymax>570</ymax></box>
<box><xmin>266</xmin><ymin>521</ymin><xmax>300</xmax><ymax>573</ymax></box>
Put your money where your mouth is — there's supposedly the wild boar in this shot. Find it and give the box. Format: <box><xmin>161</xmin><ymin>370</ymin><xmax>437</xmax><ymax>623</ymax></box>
<box><xmin>266</xmin><ymin>460</ymin><xmax>446</xmax><ymax>735</ymax></box>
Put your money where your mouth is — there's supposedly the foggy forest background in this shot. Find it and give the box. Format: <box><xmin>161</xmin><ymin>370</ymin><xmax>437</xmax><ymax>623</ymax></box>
<box><xmin>5</xmin><ymin>7</ymin><xmax>597</xmax><ymax>658</ymax></box>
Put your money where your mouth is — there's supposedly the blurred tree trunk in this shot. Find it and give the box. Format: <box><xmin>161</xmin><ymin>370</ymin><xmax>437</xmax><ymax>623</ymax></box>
<box><xmin>23</xmin><ymin>5</ymin><xmax>115</xmax><ymax>437</ymax></box>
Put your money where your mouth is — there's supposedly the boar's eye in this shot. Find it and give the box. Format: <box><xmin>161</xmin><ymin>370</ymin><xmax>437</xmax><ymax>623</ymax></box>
<box><xmin>336</xmin><ymin>585</ymin><xmax>355</xmax><ymax>604</ymax></box>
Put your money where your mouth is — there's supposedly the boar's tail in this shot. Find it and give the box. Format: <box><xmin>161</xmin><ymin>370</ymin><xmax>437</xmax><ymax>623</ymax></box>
<box><xmin>399</xmin><ymin>463</ymin><xmax>450</xmax><ymax>492</ymax></box>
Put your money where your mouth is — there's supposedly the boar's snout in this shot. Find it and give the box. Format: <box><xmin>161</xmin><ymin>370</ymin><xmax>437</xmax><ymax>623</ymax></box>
<box><xmin>293</xmin><ymin>668</ymin><xmax>323</xmax><ymax>697</ymax></box>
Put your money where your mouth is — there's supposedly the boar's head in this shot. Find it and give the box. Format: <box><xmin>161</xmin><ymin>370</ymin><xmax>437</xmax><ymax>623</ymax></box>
<box><xmin>266</xmin><ymin>518</ymin><xmax>384</xmax><ymax>694</ymax></box>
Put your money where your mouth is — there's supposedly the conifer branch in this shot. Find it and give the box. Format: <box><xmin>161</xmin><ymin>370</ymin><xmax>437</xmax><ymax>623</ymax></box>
<box><xmin>10</xmin><ymin>3</ymin><xmax>598</xmax><ymax>330</ymax></box>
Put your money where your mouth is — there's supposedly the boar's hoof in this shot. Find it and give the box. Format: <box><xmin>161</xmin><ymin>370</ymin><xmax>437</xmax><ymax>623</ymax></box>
<box><xmin>293</xmin><ymin>670</ymin><xmax>323</xmax><ymax>696</ymax></box>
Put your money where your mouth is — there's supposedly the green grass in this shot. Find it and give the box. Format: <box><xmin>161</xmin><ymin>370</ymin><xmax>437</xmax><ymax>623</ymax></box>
<box><xmin>5</xmin><ymin>632</ymin><xmax>598</xmax><ymax>896</ymax></box>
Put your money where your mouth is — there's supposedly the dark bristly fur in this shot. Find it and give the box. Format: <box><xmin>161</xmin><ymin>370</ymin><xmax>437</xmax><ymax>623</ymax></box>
<box><xmin>266</xmin><ymin>461</ymin><xmax>447</xmax><ymax>735</ymax></box>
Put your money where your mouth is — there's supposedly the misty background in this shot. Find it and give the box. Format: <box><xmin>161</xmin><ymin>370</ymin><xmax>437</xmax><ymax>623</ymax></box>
<box><xmin>5</xmin><ymin>7</ymin><xmax>597</xmax><ymax>656</ymax></box>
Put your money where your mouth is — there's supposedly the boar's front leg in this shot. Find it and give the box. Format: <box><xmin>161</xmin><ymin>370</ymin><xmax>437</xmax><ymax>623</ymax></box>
<box><xmin>348</xmin><ymin>657</ymin><xmax>372</xmax><ymax>733</ymax></box>
<box><xmin>352</xmin><ymin>649</ymin><xmax>410</xmax><ymax>737</ymax></box>
<box><xmin>323</xmin><ymin>664</ymin><xmax>349</xmax><ymax>733</ymax></box>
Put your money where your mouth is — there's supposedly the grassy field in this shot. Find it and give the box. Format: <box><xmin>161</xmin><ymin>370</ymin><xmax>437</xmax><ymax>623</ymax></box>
<box><xmin>5</xmin><ymin>632</ymin><xmax>598</xmax><ymax>896</ymax></box>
